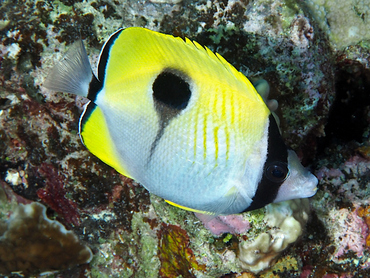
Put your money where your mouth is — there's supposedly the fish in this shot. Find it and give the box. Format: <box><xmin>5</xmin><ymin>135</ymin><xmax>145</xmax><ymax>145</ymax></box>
<box><xmin>44</xmin><ymin>27</ymin><xmax>318</xmax><ymax>215</ymax></box>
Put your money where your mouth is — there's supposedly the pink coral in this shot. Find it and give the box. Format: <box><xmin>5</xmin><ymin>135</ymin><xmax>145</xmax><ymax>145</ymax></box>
<box><xmin>329</xmin><ymin>207</ymin><xmax>368</xmax><ymax>259</ymax></box>
<box><xmin>195</xmin><ymin>213</ymin><xmax>250</xmax><ymax>236</ymax></box>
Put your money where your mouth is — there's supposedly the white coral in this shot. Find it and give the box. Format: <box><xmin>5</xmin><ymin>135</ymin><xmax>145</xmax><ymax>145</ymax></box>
<box><xmin>238</xmin><ymin>199</ymin><xmax>310</xmax><ymax>273</ymax></box>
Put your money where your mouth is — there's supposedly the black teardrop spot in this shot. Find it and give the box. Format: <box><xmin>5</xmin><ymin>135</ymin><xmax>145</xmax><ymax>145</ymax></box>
<box><xmin>152</xmin><ymin>71</ymin><xmax>191</xmax><ymax>110</ymax></box>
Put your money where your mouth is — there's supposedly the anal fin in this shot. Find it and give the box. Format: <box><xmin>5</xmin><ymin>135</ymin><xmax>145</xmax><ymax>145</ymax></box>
<box><xmin>80</xmin><ymin>102</ymin><xmax>132</xmax><ymax>179</ymax></box>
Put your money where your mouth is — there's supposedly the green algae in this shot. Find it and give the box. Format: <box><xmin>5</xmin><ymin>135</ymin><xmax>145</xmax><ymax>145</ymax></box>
<box><xmin>131</xmin><ymin>212</ymin><xmax>160</xmax><ymax>278</ymax></box>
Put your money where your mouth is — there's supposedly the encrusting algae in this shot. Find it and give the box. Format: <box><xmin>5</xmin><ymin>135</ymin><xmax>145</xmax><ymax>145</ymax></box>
<box><xmin>158</xmin><ymin>223</ymin><xmax>206</xmax><ymax>277</ymax></box>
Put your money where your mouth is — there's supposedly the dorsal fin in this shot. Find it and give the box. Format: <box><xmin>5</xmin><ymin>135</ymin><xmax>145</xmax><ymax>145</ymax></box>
<box><xmin>102</xmin><ymin>27</ymin><xmax>264</xmax><ymax>106</ymax></box>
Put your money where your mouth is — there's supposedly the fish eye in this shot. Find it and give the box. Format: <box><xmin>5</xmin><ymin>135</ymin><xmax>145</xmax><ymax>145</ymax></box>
<box><xmin>265</xmin><ymin>162</ymin><xmax>289</xmax><ymax>182</ymax></box>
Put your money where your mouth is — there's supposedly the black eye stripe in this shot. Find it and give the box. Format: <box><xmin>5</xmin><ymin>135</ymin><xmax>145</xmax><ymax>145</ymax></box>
<box><xmin>245</xmin><ymin>114</ymin><xmax>288</xmax><ymax>212</ymax></box>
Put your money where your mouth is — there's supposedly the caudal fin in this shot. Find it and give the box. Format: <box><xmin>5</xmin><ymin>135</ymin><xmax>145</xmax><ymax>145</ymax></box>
<box><xmin>44</xmin><ymin>40</ymin><xmax>93</xmax><ymax>97</ymax></box>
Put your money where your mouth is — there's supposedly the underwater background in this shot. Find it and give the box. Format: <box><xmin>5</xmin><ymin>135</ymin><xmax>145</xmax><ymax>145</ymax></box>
<box><xmin>1</xmin><ymin>0</ymin><xmax>370</xmax><ymax>277</ymax></box>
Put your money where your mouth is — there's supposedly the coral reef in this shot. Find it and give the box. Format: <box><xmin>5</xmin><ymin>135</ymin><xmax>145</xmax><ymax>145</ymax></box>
<box><xmin>37</xmin><ymin>163</ymin><xmax>81</xmax><ymax>226</ymax></box>
<box><xmin>303</xmin><ymin>0</ymin><xmax>370</xmax><ymax>50</ymax></box>
<box><xmin>195</xmin><ymin>213</ymin><xmax>251</xmax><ymax>236</ymax></box>
<box><xmin>310</xmin><ymin>151</ymin><xmax>370</xmax><ymax>273</ymax></box>
<box><xmin>238</xmin><ymin>199</ymin><xmax>310</xmax><ymax>273</ymax></box>
<box><xmin>158</xmin><ymin>223</ymin><xmax>207</xmax><ymax>277</ymax></box>
<box><xmin>1</xmin><ymin>0</ymin><xmax>370</xmax><ymax>277</ymax></box>
<box><xmin>195</xmin><ymin>199</ymin><xmax>310</xmax><ymax>274</ymax></box>
<box><xmin>0</xmin><ymin>189</ymin><xmax>92</xmax><ymax>276</ymax></box>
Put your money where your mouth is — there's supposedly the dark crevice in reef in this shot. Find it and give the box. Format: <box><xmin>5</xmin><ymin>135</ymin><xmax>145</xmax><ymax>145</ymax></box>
<box><xmin>316</xmin><ymin>61</ymin><xmax>370</xmax><ymax>157</ymax></box>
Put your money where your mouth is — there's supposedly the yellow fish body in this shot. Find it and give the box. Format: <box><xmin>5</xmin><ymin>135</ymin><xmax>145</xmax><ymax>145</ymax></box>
<box><xmin>45</xmin><ymin>27</ymin><xmax>317</xmax><ymax>215</ymax></box>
